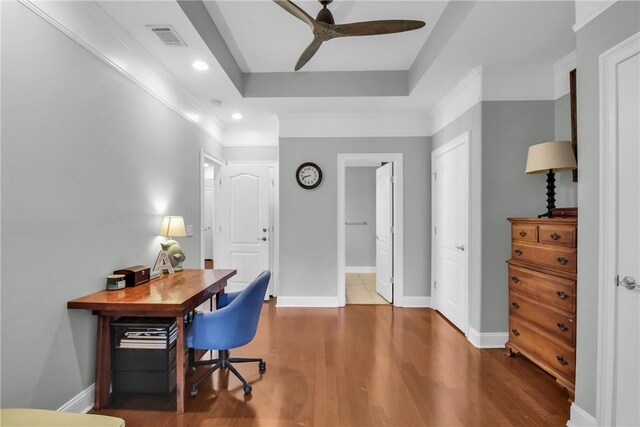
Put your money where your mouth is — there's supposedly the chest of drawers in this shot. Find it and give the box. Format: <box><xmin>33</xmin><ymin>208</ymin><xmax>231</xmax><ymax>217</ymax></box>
<box><xmin>506</xmin><ymin>217</ymin><xmax>577</xmax><ymax>399</ymax></box>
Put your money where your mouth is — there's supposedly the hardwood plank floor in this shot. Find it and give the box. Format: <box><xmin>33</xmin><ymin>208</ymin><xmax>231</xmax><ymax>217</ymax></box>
<box><xmin>95</xmin><ymin>300</ymin><xmax>570</xmax><ymax>426</ymax></box>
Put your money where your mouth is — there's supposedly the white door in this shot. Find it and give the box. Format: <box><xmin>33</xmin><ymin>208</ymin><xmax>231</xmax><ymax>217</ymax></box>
<box><xmin>613</xmin><ymin>47</ymin><xmax>639</xmax><ymax>426</ymax></box>
<box><xmin>203</xmin><ymin>187</ymin><xmax>214</xmax><ymax>260</ymax></box>
<box><xmin>376</xmin><ymin>163</ymin><xmax>393</xmax><ymax>302</ymax></box>
<box><xmin>217</xmin><ymin>164</ymin><xmax>270</xmax><ymax>297</ymax></box>
<box><xmin>432</xmin><ymin>135</ymin><xmax>469</xmax><ymax>332</ymax></box>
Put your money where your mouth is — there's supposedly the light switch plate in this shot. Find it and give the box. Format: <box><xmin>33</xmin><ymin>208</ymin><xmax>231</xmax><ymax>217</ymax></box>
<box><xmin>186</xmin><ymin>225</ymin><xmax>194</xmax><ymax>237</ymax></box>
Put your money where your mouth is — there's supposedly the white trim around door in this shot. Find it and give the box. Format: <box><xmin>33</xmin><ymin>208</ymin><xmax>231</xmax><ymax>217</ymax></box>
<box><xmin>596</xmin><ymin>31</ymin><xmax>640</xmax><ymax>427</ymax></box>
<box><xmin>199</xmin><ymin>150</ymin><xmax>224</xmax><ymax>269</ymax></box>
<box><xmin>337</xmin><ymin>153</ymin><xmax>404</xmax><ymax>307</ymax></box>
<box><xmin>431</xmin><ymin>132</ymin><xmax>471</xmax><ymax>336</ymax></box>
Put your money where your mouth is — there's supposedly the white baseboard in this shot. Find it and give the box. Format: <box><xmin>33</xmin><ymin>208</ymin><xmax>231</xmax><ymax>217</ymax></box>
<box><xmin>467</xmin><ymin>327</ymin><xmax>508</xmax><ymax>349</ymax></box>
<box><xmin>567</xmin><ymin>403</ymin><xmax>596</xmax><ymax>427</ymax></box>
<box><xmin>57</xmin><ymin>383</ymin><xmax>94</xmax><ymax>413</ymax></box>
<box><xmin>401</xmin><ymin>296</ymin><xmax>432</xmax><ymax>308</ymax></box>
<box><xmin>345</xmin><ymin>266</ymin><xmax>376</xmax><ymax>273</ymax></box>
<box><xmin>276</xmin><ymin>296</ymin><xmax>340</xmax><ymax>307</ymax></box>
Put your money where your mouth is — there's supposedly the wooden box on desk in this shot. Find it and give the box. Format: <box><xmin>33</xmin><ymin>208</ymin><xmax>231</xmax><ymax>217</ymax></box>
<box><xmin>113</xmin><ymin>265</ymin><xmax>150</xmax><ymax>287</ymax></box>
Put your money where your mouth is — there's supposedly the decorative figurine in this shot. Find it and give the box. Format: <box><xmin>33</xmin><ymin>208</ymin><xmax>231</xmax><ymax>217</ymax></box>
<box><xmin>160</xmin><ymin>240</ymin><xmax>186</xmax><ymax>271</ymax></box>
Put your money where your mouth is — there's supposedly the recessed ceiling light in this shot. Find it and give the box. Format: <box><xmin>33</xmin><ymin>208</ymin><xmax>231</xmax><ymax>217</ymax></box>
<box><xmin>232</xmin><ymin>113</ymin><xmax>243</xmax><ymax>121</ymax></box>
<box><xmin>192</xmin><ymin>60</ymin><xmax>209</xmax><ymax>71</ymax></box>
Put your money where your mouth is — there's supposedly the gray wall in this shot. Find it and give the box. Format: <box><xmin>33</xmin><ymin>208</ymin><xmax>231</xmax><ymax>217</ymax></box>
<box><xmin>574</xmin><ymin>1</ymin><xmax>640</xmax><ymax>417</ymax></box>
<box><xmin>481</xmin><ymin>101</ymin><xmax>556</xmax><ymax>332</ymax></box>
<box><xmin>223</xmin><ymin>146</ymin><xmax>278</xmax><ymax>162</ymax></box>
<box><xmin>1</xmin><ymin>2</ymin><xmax>223</xmax><ymax>409</ymax></box>
<box><xmin>279</xmin><ymin>137</ymin><xmax>431</xmax><ymax>298</ymax></box>
<box><xmin>345</xmin><ymin>167</ymin><xmax>377</xmax><ymax>268</ymax></box>
<box><xmin>431</xmin><ymin>104</ymin><xmax>483</xmax><ymax>331</ymax></box>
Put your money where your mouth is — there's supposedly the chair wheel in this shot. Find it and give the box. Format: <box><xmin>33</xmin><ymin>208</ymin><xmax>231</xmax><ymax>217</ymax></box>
<box><xmin>190</xmin><ymin>387</ymin><xmax>198</xmax><ymax>397</ymax></box>
<box><xmin>243</xmin><ymin>384</ymin><xmax>252</xmax><ymax>395</ymax></box>
<box><xmin>259</xmin><ymin>361</ymin><xmax>266</xmax><ymax>372</ymax></box>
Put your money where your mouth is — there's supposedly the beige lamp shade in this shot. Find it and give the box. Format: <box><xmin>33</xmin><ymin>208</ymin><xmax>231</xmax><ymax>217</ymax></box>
<box><xmin>526</xmin><ymin>141</ymin><xmax>577</xmax><ymax>174</ymax></box>
<box><xmin>159</xmin><ymin>216</ymin><xmax>187</xmax><ymax>237</ymax></box>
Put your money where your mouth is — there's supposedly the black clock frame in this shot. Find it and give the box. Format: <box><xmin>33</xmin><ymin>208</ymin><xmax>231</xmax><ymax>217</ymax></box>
<box><xmin>296</xmin><ymin>162</ymin><xmax>323</xmax><ymax>189</ymax></box>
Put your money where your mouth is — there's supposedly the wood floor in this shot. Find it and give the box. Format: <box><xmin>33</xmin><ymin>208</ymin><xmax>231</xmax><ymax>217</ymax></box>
<box><xmin>95</xmin><ymin>301</ymin><xmax>570</xmax><ymax>426</ymax></box>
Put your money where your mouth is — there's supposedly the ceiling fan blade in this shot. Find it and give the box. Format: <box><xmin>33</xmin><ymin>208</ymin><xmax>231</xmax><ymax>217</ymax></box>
<box><xmin>295</xmin><ymin>37</ymin><xmax>323</xmax><ymax>71</ymax></box>
<box><xmin>331</xmin><ymin>20</ymin><xmax>425</xmax><ymax>38</ymax></box>
<box><xmin>273</xmin><ymin>0</ymin><xmax>317</xmax><ymax>31</ymax></box>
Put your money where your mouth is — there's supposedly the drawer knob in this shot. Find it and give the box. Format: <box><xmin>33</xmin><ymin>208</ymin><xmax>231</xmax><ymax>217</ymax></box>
<box><xmin>511</xmin><ymin>276</ymin><xmax>520</xmax><ymax>283</ymax></box>
<box><xmin>557</xmin><ymin>256</ymin><xmax>569</xmax><ymax>265</ymax></box>
<box><xmin>550</xmin><ymin>232</ymin><xmax>562</xmax><ymax>241</ymax></box>
<box><xmin>557</xmin><ymin>322</ymin><xmax>569</xmax><ymax>332</ymax></box>
<box><xmin>514</xmin><ymin>249</ymin><xmax>523</xmax><ymax>256</ymax></box>
<box><xmin>511</xmin><ymin>328</ymin><xmax>520</xmax><ymax>337</ymax></box>
<box><xmin>557</xmin><ymin>291</ymin><xmax>568</xmax><ymax>299</ymax></box>
<box><xmin>556</xmin><ymin>355</ymin><xmax>569</xmax><ymax>366</ymax></box>
<box><xmin>511</xmin><ymin>302</ymin><xmax>520</xmax><ymax>309</ymax></box>
<box><xmin>519</xmin><ymin>230</ymin><xmax>527</xmax><ymax>237</ymax></box>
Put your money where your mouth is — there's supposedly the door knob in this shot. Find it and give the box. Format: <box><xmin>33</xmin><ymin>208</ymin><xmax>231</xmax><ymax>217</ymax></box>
<box><xmin>455</xmin><ymin>245</ymin><xmax>465</xmax><ymax>251</ymax></box>
<box><xmin>257</xmin><ymin>237</ymin><xmax>267</xmax><ymax>242</ymax></box>
<box><xmin>620</xmin><ymin>276</ymin><xmax>638</xmax><ymax>290</ymax></box>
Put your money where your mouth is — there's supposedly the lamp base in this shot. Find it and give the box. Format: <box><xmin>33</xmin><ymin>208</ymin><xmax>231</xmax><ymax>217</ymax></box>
<box><xmin>538</xmin><ymin>170</ymin><xmax>557</xmax><ymax>219</ymax></box>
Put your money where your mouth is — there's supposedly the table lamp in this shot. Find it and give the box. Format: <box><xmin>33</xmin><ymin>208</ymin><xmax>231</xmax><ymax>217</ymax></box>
<box><xmin>157</xmin><ymin>216</ymin><xmax>187</xmax><ymax>272</ymax></box>
<box><xmin>526</xmin><ymin>141</ymin><xmax>577</xmax><ymax>218</ymax></box>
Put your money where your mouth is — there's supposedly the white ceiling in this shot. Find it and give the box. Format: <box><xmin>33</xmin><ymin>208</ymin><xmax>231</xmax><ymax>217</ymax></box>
<box><xmin>30</xmin><ymin>0</ymin><xmax>576</xmax><ymax>144</ymax></box>
<box><xmin>204</xmin><ymin>0</ymin><xmax>448</xmax><ymax>72</ymax></box>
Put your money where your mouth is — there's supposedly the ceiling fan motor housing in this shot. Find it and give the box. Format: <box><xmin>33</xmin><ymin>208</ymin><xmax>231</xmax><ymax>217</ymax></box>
<box><xmin>316</xmin><ymin>7</ymin><xmax>335</xmax><ymax>25</ymax></box>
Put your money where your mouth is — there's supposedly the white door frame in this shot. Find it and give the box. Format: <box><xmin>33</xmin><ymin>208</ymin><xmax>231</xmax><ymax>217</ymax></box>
<box><xmin>430</xmin><ymin>132</ymin><xmax>471</xmax><ymax>335</ymax></box>
<box><xmin>338</xmin><ymin>153</ymin><xmax>404</xmax><ymax>307</ymax></box>
<box><xmin>199</xmin><ymin>150</ymin><xmax>224</xmax><ymax>269</ymax></box>
<box><xmin>221</xmin><ymin>160</ymin><xmax>279</xmax><ymax>297</ymax></box>
<box><xmin>596</xmin><ymin>32</ymin><xmax>640</xmax><ymax>427</ymax></box>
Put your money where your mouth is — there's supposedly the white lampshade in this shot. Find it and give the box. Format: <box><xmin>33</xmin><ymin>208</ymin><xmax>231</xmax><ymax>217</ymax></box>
<box><xmin>526</xmin><ymin>141</ymin><xmax>577</xmax><ymax>174</ymax></box>
<box><xmin>159</xmin><ymin>216</ymin><xmax>187</xmax><ymax>238</ymax></box>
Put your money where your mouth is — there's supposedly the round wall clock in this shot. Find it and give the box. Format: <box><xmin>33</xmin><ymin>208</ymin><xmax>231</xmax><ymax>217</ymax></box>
<box><xmin>296</xmin><ymin>162</ymin><xmax>322</xmax><ymax>189</ymax></box>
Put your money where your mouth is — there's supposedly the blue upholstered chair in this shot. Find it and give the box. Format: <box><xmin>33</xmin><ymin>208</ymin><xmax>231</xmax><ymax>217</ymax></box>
<box><xmin>186</xmin><ymin>270</ymin><xmax>270</xmax><ymax>396</ymax></box>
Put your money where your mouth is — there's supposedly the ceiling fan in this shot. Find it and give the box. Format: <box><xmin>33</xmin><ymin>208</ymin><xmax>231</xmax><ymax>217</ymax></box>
<box><xmin>273</xmin><ymin>0</ymin><xmax>426</xmax><ymax>71</ymax></box>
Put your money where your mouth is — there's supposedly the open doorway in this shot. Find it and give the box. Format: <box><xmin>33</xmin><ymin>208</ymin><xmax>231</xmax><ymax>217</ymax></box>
<box><xmin>200</xmin><ymin>151</ymin><xmax>223</xmax><ymax>270</ymax></box>
<box><xmin>338</xmin><ymin>154</ymin><xmax>404</xmax><ymax>307</ymax></box>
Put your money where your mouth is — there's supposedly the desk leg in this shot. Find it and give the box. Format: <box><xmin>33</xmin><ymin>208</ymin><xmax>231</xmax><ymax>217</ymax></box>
<box><xmin>176</xmin><ymin>315</ymin><xmax>185</xmax><ymax>414</ymax></box>
<box><xmin>215</xmin><ymin>285</ymin><xmax>226</xmax><ymax>309</ymax></box>
<box><xmin>94</xmin><ymin>315</ymin><xmax>112</xmax><ymax>410</ymax></box>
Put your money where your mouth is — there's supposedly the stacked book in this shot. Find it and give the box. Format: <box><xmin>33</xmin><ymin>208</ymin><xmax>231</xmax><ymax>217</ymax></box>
<box><xmin>117</xmin><ymin>321</ymin><xmax>177</xmax><ymax>349</ymax></box>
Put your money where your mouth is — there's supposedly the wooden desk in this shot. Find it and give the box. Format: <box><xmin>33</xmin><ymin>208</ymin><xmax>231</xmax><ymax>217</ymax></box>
<box><xmin>68</xmin><ymin>269</ymin><xmax>236</xmax><ymax>414</ymax></box>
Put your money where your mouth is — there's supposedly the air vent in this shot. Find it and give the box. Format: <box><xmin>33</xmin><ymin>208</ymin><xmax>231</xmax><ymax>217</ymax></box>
<box><xmin>147</xmin><ymin>25</ymin><xmax>187</xmax><ymax>47</ymax></box>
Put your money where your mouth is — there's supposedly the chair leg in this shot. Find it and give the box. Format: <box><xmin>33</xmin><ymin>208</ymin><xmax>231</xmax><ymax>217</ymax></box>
<box><xmin>225</xmin><ymin>362</ymin><xmax>252</xmax><ymax>395</ymax></box>
<box><xmin>190</xmin><ymin>360</ymin><xmax>222</xmax><ymax>397</ymax></box>
<box><xmin>228</xmin><ymin>357</ymin><xmax>262</xmax><ymax>363</ymax></box>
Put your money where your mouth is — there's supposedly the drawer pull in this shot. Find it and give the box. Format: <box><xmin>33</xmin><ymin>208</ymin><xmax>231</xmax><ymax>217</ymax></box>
<box><xmin>550</xmin><ymin>232</ymin><xmax>562</xmax><ymax>241</ymax></box>
<box><xmin>511</xmin><ymin>276</ymin><xmax>520</xmax><ymax>283</ymax></box>
<box><xmin>557</xmin><ymin>291</ymin><xmax>568</xmax><ymax>299</ymax></box>
<box><xmin>519</xmin><ymin>230</ymin><xmax>527</xmax><ymax>237</ymax></box>
<box><xmin>511</xmin><ymin>302</ymin><xmax>520</xmax><ymax>309</ymax></box>
<box><xmin>557</xmin><ymin>256</ymin><xmax>569</xmax><ymax>265</ymax></box>
<box><xmin>514</xmin><ymin>249</ymin><xmax>523</xmax><ymax>256</ymax></box>
<box><xmin>556</xmin><ymin>355</ymin><xmax>569</xmax><ymax>366</ymax></box>
<box><xmin>557</xmin><ymin>322</ymin><xmax>569</xmax><ymax>332</ymax></box>
<box><xmin>511</xmin><ymin>328</ymin><xmax>520</xmax><ymax>337</ymax></box>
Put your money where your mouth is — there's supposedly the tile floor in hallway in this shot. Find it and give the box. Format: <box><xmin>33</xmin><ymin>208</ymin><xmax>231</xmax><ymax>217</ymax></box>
<box><xmin>345</xmin><ymin>273</ymin><xmax>390</xmax><ymax>304</ymax></box>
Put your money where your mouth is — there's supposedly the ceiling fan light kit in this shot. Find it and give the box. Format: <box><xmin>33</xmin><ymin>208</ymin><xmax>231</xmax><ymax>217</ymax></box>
<box><xmin>273</xmin><ymin>0</ymin><xmax>426</xmax><ymax>71</ymax></box>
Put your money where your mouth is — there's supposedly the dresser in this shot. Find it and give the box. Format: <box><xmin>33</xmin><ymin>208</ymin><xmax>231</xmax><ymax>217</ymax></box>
<box><xmin>506</xmin><ymin>217</ymin><xmax>577</xmax><ymax>398</ymax></box>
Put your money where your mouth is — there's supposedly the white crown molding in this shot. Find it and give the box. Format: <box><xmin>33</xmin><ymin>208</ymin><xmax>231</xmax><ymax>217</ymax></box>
<box><xmin>57</xmin><ymin>384</ymin><xmax>94</xmax><ymax>414</ymax></box>
<box><xmin>467</xmin><ymin>328</ymin><xmax>508</xmax><ymax>349</ymax></box>
<box><xmin>430</xmin><ymin>67</ymin><xmax>483</xmax><ymax>135</ymax></box>
<box><xmin>567</xmin><ymin>403</ymin><xmax>597</xmax><ymax>427</ymax></box>
<box><xmin>401</xmin><ymin>296</ymin><xmax>432</xmax><ymax>308</ymax></box>
<box><xmin>554</xmin><ymin>51</ymin><xmax>577</xmax><ymax>100</ymax></box>
<box><xmin>18</xmin><ymin>0</ymin><xmax>226</xmax><ymax>146</ymax></box>
<box><xmin>278</xmin><ymin>112</ymin><xmax>431</xmax><ymax>139</ymax></box>
<box><xmin>276</xmin><ymin>296</ymin><xmax>340</xmax><ymax>308</ymax></box>
<box><xmin>482</xmin><ymin>65</ymin><xmax>555</xmax><ymax>101</ymax></box>
<box><xmin>573</xmin><ymin>1</ymin><xmax>618</xmax><ymax>33</ymax></box>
